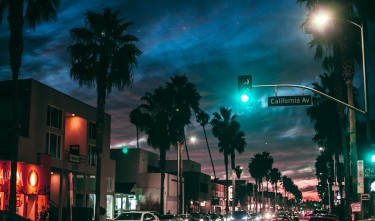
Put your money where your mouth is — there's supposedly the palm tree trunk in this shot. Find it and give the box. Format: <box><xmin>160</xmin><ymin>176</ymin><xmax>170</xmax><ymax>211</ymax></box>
<box><xmin>224</xmin><ymin>154</ymin><xmax>229</xmax><ymax>214</ymax></box>
<box><xmin>183</xmin><ymin>131</ymin><xmax>190</xmax><ymax>161</ymax></box>
<box><xmin>94</xmin><ymin>84</ymin><xmax>106</xmax><ymax>221</ymax></box>
<box><xmin>203</xmin><ymin>127</ymin><xmax>216</xmax><ymax>179</ymax></box>
<box><xmin>275</xmin><ymin>183</ymin><xmax>278</xmax><ymax>212</ymax></box>
<box><xmin>8</xmin><ymin>0</ymin><xmax>24</xmax><ymax>214</ymax></box>
<box><xmin>160</xmin><ymin>148</ymin><xmax>166</xmax><ymax>214</ymax></box>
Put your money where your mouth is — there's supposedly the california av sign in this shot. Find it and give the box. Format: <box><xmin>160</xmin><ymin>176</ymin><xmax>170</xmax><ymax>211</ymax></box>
<box><xmin>268</xmin><ymin>95</ymin><xmax>312</xmax><ymax>106</ymax></box>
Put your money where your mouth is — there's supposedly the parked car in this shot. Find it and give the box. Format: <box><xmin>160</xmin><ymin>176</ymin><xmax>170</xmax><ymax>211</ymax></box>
<box><xmin>175</xmin><ymin>214</ymin><xmax>190</xmax><ymax>221</ymax></box>
<box><xmin>161</xmin><ymin>214</ymin><xmax>176</xmax><ymax>221</ymax></box>
<box><xmin>221</xmin><ymin>214</ymin><xmax>231</xmax><ymax>221</ymax></box>
<box><xmin>114</xmin><ymin>211</ymin><xmax>160</xmax><ymax>221</ymax></box>
<box><xmin>210</xmin><ymin>213</ymin><xmax>222</xmax><ymax>221</ymax></box>
<box><xmin>311</xmin><ymin>210</ymin><xmax>329</xmax><ymax>217</ymax></box>
<box><xmin>189</xmin><ymin>212</ymin><xmax>211</xmax><ymax>221</ymax></box>
<box><xmin>150</xmin><ymin>211</ymin><xmax>163</xmax><ymax>220</ymax></box>
<box><xmin>308</xmin><ymin>214</ymin><xmax>339</xmax><ymax>221</ymax></box>
<box><xmin>250</xmin><ymin>213</ymin><xmax>262</xmax><ymax>221</ymax></box>
<box><xmin>231</xmin><ymin>211</ymin><xmax>251</xmax><ymax>221</ymax></box>
<box><xmin>272</xmin><ymin>211</ymin><xmax>291</xmax><ymax>221</ymax></box>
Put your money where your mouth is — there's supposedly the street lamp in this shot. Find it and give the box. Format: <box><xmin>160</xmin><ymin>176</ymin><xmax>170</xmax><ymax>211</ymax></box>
<box><xmin>312</xmin><ymin>10</ymin><xmax>370</xmax><ymax>209</ymax></box>
<box><xmin>312</xmin><ymin>11</ymin><xmax>370</xmax><ymax>140</ymax></box>
<box><xmin>177</xmin><ymin>136</ymin><xmax>196</xmax><ymax>215</ymax></box>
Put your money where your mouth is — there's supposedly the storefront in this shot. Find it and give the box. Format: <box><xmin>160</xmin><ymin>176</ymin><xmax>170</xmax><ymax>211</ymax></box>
<box><xmin>0</xmin><ymin>160</ymin><xmax>50</xmax><ymax>221</ymax></box>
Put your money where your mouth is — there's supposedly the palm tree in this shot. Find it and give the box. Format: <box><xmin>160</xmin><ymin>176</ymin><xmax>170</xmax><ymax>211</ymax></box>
<box><xmin>298</xmin><ymin>0</ymin><xmax>375</xmax><ymax>207</ymax></box>
<box><xmin>138</xmin><ymin>88</ymin><xmax>171</xmax><ymax>214</ymax></box>
<box><xmin>248</xmin><ymin>153</ymin><xmax>263</xmax><ymax>212</ymax></box>
<box><xmin>306</xmin><ymin>73</ymin><xmax>352</xmax><ymax>202</ymax></box>
<box><xmin>130</xmin><ymin>107</ymin><xmax>144</xmax><ymax>149</ymax></box>
<box><xmin>67</xmin><ymin>8</ymin><xmax>141</xmax><ymax>221</ymax></box>
<box><xmin>270</xmin><ymin>168</ymin><xmax>281</xmax><ymax>211</ymax></box>
<box><xmin>210</xmin><ymin>107</ymin><xmax>246</xmax><ymax>214</ymax></box>
<box><xmin>248</xmin><ymin>151</ymin><xmax>273</xmax><ymax>211</ymax></box>
<box><xmin>164</xmin><ymin>75</ymin><xmax>201</xmax><ymax>160</ymax></box>
<box><xmin>136</xmin><ymin>75</ymin><xmax>201</xmax><ymax>214</ymax></box>
<box><xmin>0</xmin><ymin>0</ymin><xmax>60</xmax><ymax>213</ymax></box>
<box><xmin>196</xmin><ymin>110</ymin><xmax>216</xmax><ymax>179</ymax></box>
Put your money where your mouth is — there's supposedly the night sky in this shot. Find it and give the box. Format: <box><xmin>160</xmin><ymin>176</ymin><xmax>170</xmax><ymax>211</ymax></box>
<box><xmin>1</xmin><ymin>0</ymin><xmax>374</xmax><ymax>201</ymax></box>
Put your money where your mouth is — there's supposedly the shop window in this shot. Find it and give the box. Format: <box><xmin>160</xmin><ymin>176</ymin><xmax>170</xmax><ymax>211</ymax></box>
<box><xmin>47</xmin><ymin>105</ymin><xmax>62</xmax><ymax>129</ymax></box>
<box><xmin>45</xmin><ymin>132</ymin><xmax>61</xmax><ymax>159</ymax></box>
<box><xmin>88</xmin><ymin>145</ymin><xmax>97</xmax><ymax>166</ymax></box>
<box><xmin>88</xmin><ymin>122</ymin><xmax>96</xmax><ymax>140</ymax></box>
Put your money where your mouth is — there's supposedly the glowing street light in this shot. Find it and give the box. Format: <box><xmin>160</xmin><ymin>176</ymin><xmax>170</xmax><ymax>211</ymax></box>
<box><xmin>312</xmin><ymin>11</ymin><xmax>370</xmax><ymax>140</ymax></box>
<box><xmin>177</xmin><ymin>136</ymin><xmax>196</xmax><ymax>214</ymax></box>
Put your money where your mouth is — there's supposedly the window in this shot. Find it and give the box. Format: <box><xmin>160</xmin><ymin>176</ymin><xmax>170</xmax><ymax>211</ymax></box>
<box><xmin>88</xmin><ymin>145</ymin><xmax>97</xmax><ymax>166</ymax></box>
<box><xmin>47</xmin><ymin>105</ymin><xmax>62</xmax><ymax>129</ymax></box>
<box><xmin>88</xmin><ymin>122</ymin><xmax>96</xmax><ymax>140</ymax></box>
<box><xmin>45</xmin><ymin>132</ymin><xmax>61</xmax><ymax>159</ymax></box>
<box><xmin>107</xmin><ymin>178</ymin><xmax>114</xmax><ymax>192</ymax></box>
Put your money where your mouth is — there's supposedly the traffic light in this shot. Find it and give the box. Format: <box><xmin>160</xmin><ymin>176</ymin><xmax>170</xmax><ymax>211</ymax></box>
<box><xmin>237</xmin><ymin>75</ymin><xmax>252</xmax><ymax>103</ymax></box>
<box><xmin>368</xmin><ymin>143</ymin><xmax>375</xmax><ymax>162</ymax></box>
<box><xmin>122</xmin><ymin>146</ymin><xmax>129</xmax><ymax>154</ymax></box>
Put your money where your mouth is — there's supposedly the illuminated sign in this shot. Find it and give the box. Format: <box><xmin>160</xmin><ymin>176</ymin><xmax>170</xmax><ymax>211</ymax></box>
<box><xmin>29</xmin><ymin>170</ymin><xmax>39</xmax><ymax>187</ymax></box>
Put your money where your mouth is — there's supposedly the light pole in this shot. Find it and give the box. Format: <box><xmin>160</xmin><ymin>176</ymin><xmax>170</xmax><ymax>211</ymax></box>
<box><xmin>312</xmin><ymin>10</ymin><xmax>370</xmax><ymax>212</ymax></box>
<box><xmin>312</xmin><ymin>12</ymin><xmax>370</xmax><ymax>140</ymax></box>
<box><xmin>177</xmin><ymin>136</ymin><xmax>196</xmax><ymax>215</ymax></box>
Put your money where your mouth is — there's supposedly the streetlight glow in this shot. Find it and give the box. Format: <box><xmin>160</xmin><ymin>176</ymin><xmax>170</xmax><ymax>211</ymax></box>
<box><xmin>189</xmin><ymin>136</ymin><xmax>197</xmax><ymax>143</ymax></box>
<box><xmin>312</xmin><ymin>12</ymin><xmax>331</xmax><ymax>30</ymax></box>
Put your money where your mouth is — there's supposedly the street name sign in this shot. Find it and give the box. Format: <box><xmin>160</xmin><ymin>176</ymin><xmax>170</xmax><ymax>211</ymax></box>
<box><xmin>268</xmin><ymin>95</ymin><xmax>312</xmax><ymax>106</ymax></box>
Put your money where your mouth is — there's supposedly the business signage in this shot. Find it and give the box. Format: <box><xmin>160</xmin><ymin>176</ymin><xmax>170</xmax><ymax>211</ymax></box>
<box><xmin>268</xmin><ymin>95</ymin><xmax>312</xmax><ymax>106</ymax></box>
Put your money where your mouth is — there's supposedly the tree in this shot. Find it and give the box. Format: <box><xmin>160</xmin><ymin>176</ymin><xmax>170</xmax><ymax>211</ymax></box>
<box><xmin>135</xmin><ymin>75</ymin><xmax>201</xmax><ymax>214</ymax></box>
<box><xmin>248</xmin><ymin>151</ymin><xmax>273</xmax><ymax>212</ymax></box>
<box><xmin>306</xmin><ymin>73</ymin><xmax>358</xmax><ymax>203</ymax></box>
<box><xmin>68</xmin><ymin>8</ymin><xmax>141</xmax><ymax>221</ymax></box>
<box><xmin>138</xmin><ymin>88</ymin><xmax>170</xmax><ymax>214</ymax></box>
<box><xmin>196</xmin><ymin>110</ymin><xmax>216</xmax><ymax>179</ymax></box>
<box><xmin>164</xmin><ymin>75</ymin><xmax>201</xmax><ymax>159</ymax></box>
<box><xmin>298</xmin><ymin>0</ymin><xmax>375</xmax><ymax>209</ymax></box>
<box><xmin>211</xmin><ymin>107</ymin><xmax>246</xmax><ymax>214</ymax></box>
<box><xmin>0</xmin><ymin>0</ymin><xmax>60</xmax><ymax>213</ymax></box>
<box><xmin>270</xmin><ymin>168</ymin><xmax>281</xmax><ymax>211</ymax></box>
<box><xmin>130</xmin><ymin>107</ymin><xmax>144</xmax><ymax>149</ymax></box>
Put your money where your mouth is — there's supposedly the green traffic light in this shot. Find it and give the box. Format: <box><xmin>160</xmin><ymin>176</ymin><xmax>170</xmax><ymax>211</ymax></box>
<box><xmin>372</xmin><ymin>155</ymin><xmax>375</xmax><ymax>163</ymax></box>
<box><xmin>122</xmin><ymin>147</ymin><xmax>129</xmax><ymax>154</ymax></box>
<box><xmin>241</xmin><ymin>94</ymin><xmax>249</xmax><ymax>103</ymax></box>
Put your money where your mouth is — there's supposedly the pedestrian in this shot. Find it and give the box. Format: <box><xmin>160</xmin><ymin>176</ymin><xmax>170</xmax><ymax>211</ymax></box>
<box><xmin>40</xmin><ymin>206</ymin><xmax>48</xmax><ymax>221</ymax></box>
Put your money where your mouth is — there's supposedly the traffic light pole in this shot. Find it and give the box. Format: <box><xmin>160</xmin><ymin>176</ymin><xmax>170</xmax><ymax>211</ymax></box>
<box><xmin>252</xmin><ymin>84</ymin><xmax>367</xmax><ymax>115</ymax></box>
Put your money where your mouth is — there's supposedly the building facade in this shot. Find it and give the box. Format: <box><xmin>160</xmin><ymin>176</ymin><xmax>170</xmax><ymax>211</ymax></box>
<box><xmin>0</xmin><ymin>79</ymin><xmax>116</xmax><ymax>220</ymax></box>
<box><xmin>110</xmin><ymin>148</ymin><xmax>179</xmax><ymax>215</ymax></box>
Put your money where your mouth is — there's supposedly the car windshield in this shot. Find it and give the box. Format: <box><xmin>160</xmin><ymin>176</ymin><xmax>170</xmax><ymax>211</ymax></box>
<box><xmin>150</xmin><ymin>211</ymin><xmax>162</xmax><ymax>219</ymax></box>
<box><xmin>116</xmin><ymin>213</ymin><xmax>142</xmax><ymax>220</ymax></box>
<box><xmin>232</xmin><ymin>211</ymin><xmax>247</xmax><ymax>218</ymax></box>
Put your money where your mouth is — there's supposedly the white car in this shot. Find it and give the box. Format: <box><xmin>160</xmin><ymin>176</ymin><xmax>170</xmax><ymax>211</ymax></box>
<box><xmin>114</xmin><ymin>211</ymin><xmax>160</xmax><ymax>221</ymax></box>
